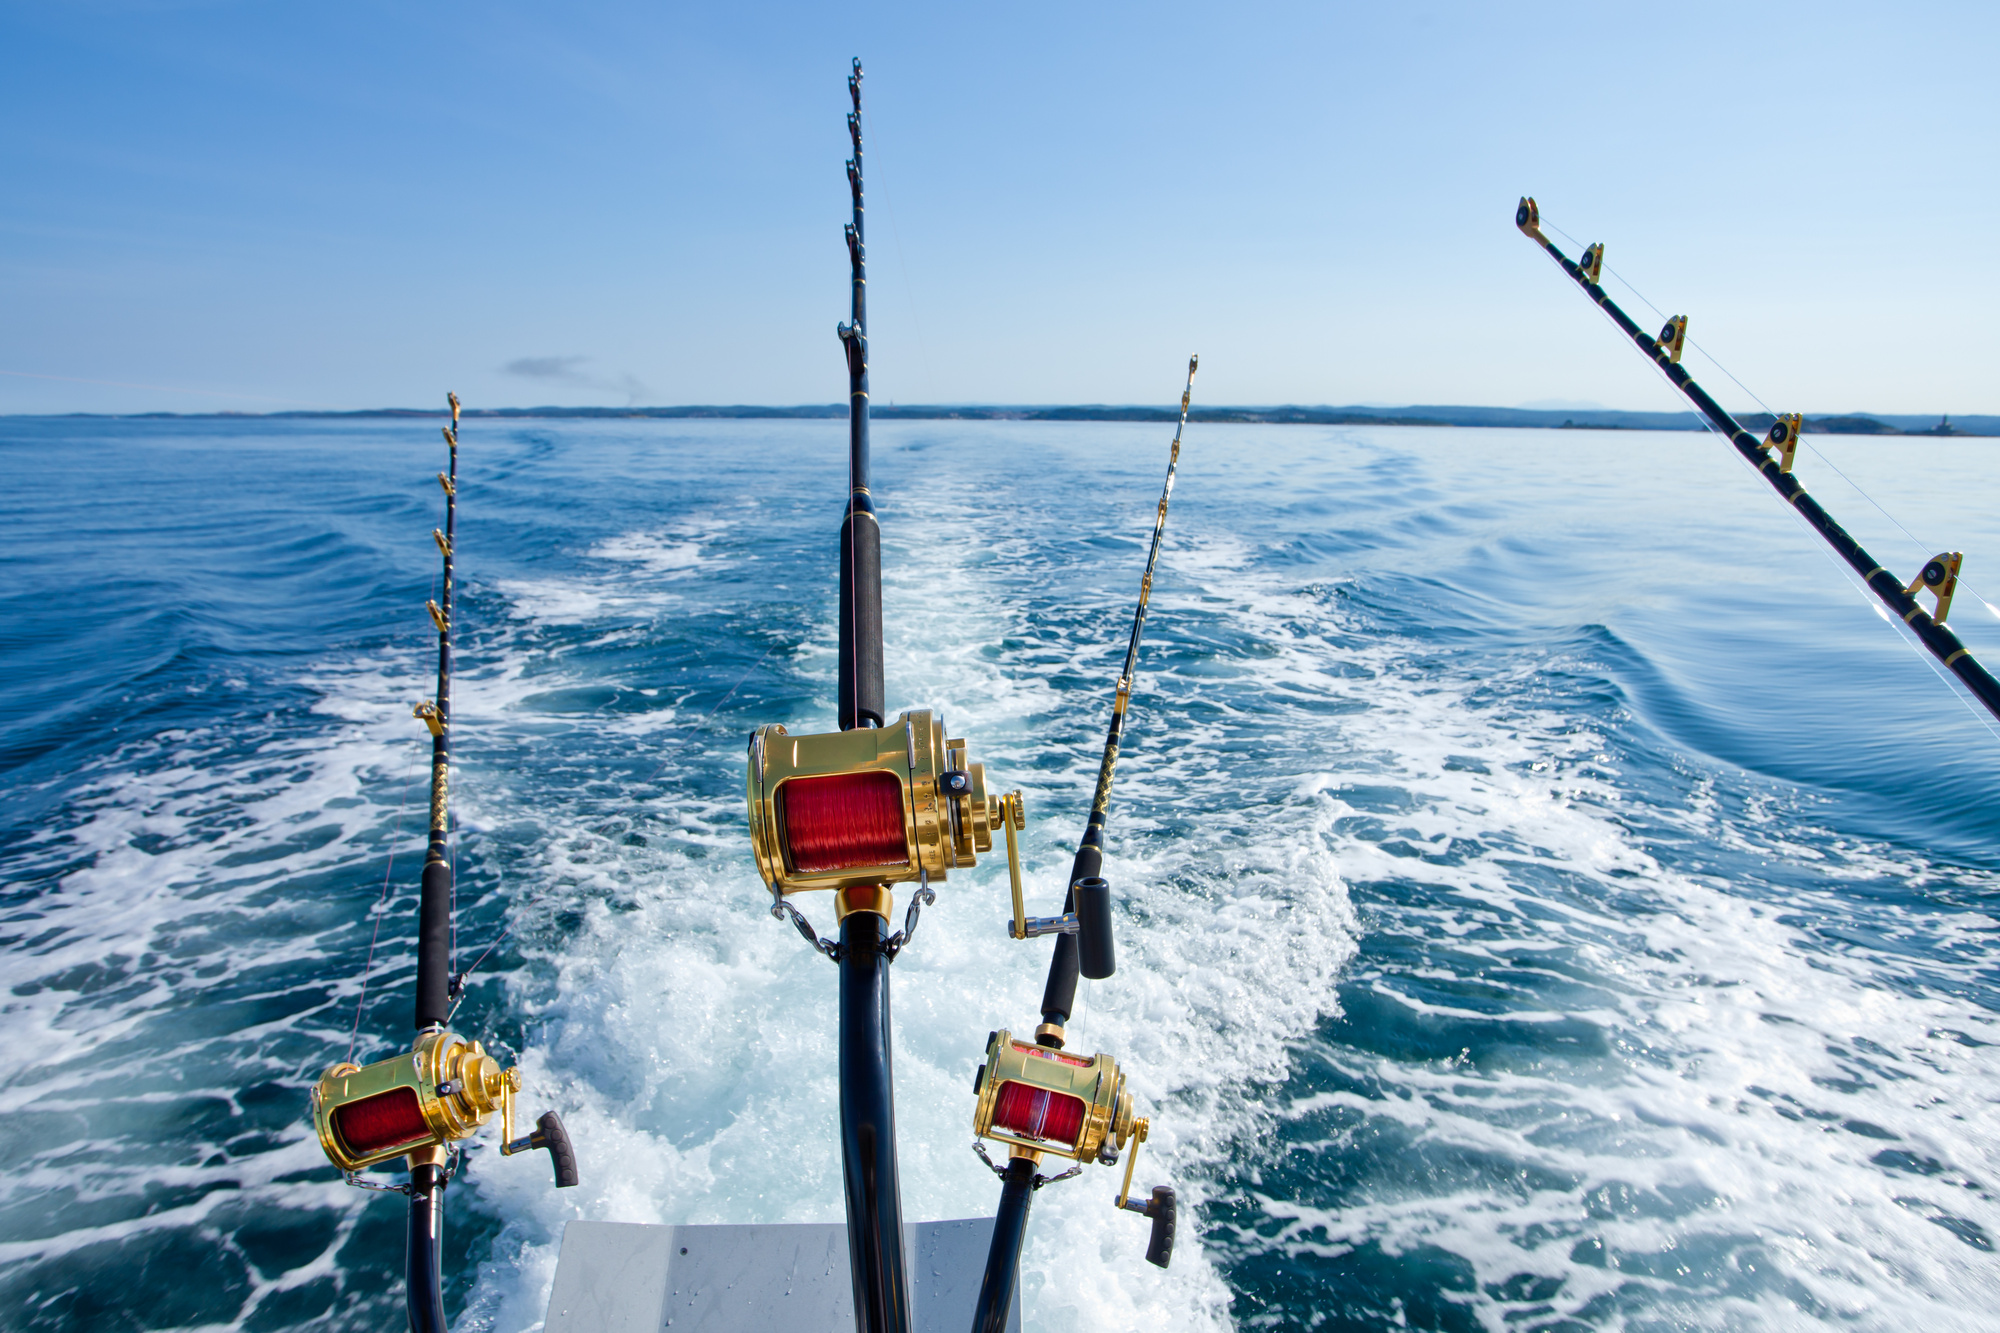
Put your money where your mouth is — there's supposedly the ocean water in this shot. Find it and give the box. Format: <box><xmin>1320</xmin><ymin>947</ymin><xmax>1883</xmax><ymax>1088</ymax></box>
<box><xmin>4</xmin><ymin>415</ymin><xmax>2000</xmax><ymax>1333</ymax></box>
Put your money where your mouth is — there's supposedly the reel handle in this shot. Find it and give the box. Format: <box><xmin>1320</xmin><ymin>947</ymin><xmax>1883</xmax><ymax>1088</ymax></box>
<box><xmin>506</xmin><ymin>1110</ymin><xmax>580</xmax><ymax>1188</ymax></box>
<box><xmin>1117</xmin><ymin>1186</ymin><xmax>1176</xmax><ymax>1268</ymax></box>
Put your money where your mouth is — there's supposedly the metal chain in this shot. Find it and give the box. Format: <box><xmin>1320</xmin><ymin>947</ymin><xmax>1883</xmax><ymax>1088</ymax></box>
<box><xmin>971</xmin><ymin>1140</ymin><xmax>1007</xmax><ymax>1178</ymax></box>
<box><xmin>968</xmin><ymin>1140</ymin><xmax>1082</xmax><ymax>1189</ymax></box>
<box><xmin>772</xmin><ymin>891</ymin><xmax>842</xmax><ymax>963</ymax></box>
<box><xmin>773</xmin><ymin>868</ymin><xmax>932</xmax><ymax>965</ymax></box>
<box><xmin>881</xmin><ymin>870</ymin><xmax>932</xmax><ymax>960</ymax></box>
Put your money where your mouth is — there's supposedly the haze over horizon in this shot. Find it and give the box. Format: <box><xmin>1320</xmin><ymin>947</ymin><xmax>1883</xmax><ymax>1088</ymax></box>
<box><xmin>4</xmin><ymin>2</ymin><xmax>1996</xmax><ymax>417</ymax></box>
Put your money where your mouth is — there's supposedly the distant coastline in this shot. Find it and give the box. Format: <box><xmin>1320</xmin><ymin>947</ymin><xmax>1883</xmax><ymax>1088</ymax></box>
<box><xmin>16</xmin><ymin>404</ymin><xmax>1997</xmax><ymax>435</ymax></box>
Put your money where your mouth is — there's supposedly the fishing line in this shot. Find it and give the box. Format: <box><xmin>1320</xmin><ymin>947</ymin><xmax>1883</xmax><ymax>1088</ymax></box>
<box><xmin>1724</xmin><ymin>441</ymin><xmax>2000</xmax><ymax>746</ymax></box>
<box><xmin>642</xmin><ymin>640</ymin><xmax>779</xmax><ymax>784</ymax></box>
<box><xmin>345</xmin><ymin>752</ymin><xmax>422</xmax><ymax>1066</ymax></box>
<box><xmin>860</xmin><ymin>114</ymin><xmax>939</xmax><ymax>405</ymax></box>
<box><xmin>1540</xmin><ymin>220</ymin><xmax>2000</xmax><ymax>613</ymax></box>
<box><xmin>1528</xmin><ymin>208</ymin><xmax>2000</xmax><ymax>733</ymax></box>
<box><xmin>444</xmin><ymin>913</ymin><xmax>519</xmax><ymax>1026</ymax></box>
<box><xmin>1546</xmin><ymin>221</ymin><xmax>1778</xmax><ymax>418</ymax></box>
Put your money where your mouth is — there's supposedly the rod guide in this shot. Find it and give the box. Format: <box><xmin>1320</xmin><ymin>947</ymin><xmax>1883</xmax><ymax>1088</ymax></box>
<box><xmin>1907</xmin><ymin>551</ymin><xmax>1963</xmax><ymax>623</ymax></box>
<box><xmin>1759</xmin><ymin>414</ymin><xmax>1803</xmax><ymax>473</ymax></box>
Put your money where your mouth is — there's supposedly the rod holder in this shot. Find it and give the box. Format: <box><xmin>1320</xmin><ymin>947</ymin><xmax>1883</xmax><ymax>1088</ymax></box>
<box><xmin>1011</xmin><ymin>912</ymin><xmax>1077</xmax><ymax>939</ymax></box>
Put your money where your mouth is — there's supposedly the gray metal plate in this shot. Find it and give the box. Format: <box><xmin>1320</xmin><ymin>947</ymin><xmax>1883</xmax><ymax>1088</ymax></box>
<box><xmin>544</xmin><ymin>1218</ymin><xmax>1018</xmax><ymax>1333</ymax></box>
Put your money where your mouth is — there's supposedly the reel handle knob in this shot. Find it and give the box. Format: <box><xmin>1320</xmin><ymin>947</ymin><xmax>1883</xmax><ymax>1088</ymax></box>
<box><xmin>1143</xmin><ymin>1186</ymin><xmax>1175</xmax><ymax>1269</ymax></box>
<box><xmin>508</xmin><ymin>1111</ymin><xmax>579</xmax><ymax>1188</ymax></box>
<box><xmin>1119</xmin><ymin>1184</ymin><xmax>1176</xmax><ymax>1267</ymax></box>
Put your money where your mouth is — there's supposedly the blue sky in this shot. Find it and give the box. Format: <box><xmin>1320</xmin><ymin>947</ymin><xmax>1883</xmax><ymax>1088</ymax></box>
<box><xmin>2</xmin><ymin>1</ymin><xmax>1995</xmax><ymax>414</ymax></box>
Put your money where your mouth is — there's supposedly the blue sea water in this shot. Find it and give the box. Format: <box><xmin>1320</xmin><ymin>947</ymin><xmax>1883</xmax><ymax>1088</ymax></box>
<box><xmin>4</xmin><ymin>415</ymin><xmax>2000</xmax><ymax>1332</ymax></box>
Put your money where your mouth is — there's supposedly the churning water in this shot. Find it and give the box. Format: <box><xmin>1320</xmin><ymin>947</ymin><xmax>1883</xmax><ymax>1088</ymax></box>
<box><xmin>5</xmin><ymin>416</ymin><xmax>2000</xmax><ymax>1332</ymax></box>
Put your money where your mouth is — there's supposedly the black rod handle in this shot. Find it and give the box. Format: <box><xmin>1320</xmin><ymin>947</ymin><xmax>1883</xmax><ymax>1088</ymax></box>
<box><xmin>1038</xmin><ymin>838</ymin><xmax>1102</xmax><ymax>1027</ymax></box>
<box><xmin>970</xmin><ymin>1157</ymin><xmax>1035</xmax><ymax>1333</ymax></box>
<box><xmin>414</xmin><ymin>856</ymin><xmax>453</xmax><ymax>1029</ymax></box>
<box><xmin>839</xmin><ymin>909</ymin><xmax>911</xmax><ymax>1332</ymax></box>
<box><xmin>406</xmin><ymin>1164</ymin><xmax>447</xmax><ymax>1333</ymax></box>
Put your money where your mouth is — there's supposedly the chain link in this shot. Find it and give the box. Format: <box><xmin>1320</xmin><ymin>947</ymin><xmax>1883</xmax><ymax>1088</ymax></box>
<box><xmin>772</xmin><ymin>891</ymin><xmax>842</xmax><ymax>963</ymax></box>
<box><xmin>773</xmin><ymin>870</ymin><xmax>933</xmax><ymax>965</ymax></box>
<box><xmin>881</xmin><ymin>870</ymin><xmax>932</xmax><ymax>960</ymax></box>
<box><xmin>968</xmin><ymin>1140</ymin><xmax>1082</xmax><ymax>1189</ymax></box>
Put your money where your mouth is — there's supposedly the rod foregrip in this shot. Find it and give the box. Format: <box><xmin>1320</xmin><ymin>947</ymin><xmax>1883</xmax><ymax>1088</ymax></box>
<box><xmin>839</xmin><ymin>498</ymin><xmax>884</xmax><ymax>731</ymax></box>
<box><xmin>1039</xmin><ymin>837</ymin><xmax>1103</xmax><ymax>1027</ymax></box>
<box><xmin>415</xmin><ymin>856</ymin><xmax>453</xmax><ymax>1029</ymax></box>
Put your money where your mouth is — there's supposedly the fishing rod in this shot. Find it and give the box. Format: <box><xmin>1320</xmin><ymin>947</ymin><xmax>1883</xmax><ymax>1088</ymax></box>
<box><xmin>1515</xmin><ymin>198</ymin><xmax>2000</xmax><ymax>724</ymax></box>
<box><xmin>310</xmin><ymin>394</ymin><xmax>576</xmax><ymax>1333</ymax></box>
<box><xmin>966</xmin><ymin>358</ymin><xmax>1198</xmax><ymax>1333</ymax></box>
<box><xmin>743</xmin><ymin>59</ymin><xmax>1030</xmax><ymax>1333</ymax></box>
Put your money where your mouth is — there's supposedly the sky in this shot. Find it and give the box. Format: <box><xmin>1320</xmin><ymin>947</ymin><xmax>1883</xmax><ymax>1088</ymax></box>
<box><xmin>2</xmin><ymin>1</ymin><xmax>1997</xmax><ymax>415</ymax></box>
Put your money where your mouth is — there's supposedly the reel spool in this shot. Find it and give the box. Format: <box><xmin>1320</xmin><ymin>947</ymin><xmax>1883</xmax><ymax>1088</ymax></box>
<box><xmin>747</xmin><ymin>708</ymin><xmax>1024</xmax><ymax>904</ymax></box>
<box><xmin>971</xmin><ymin>1029</ymin><xmax>1176</xmax><ymax>1267</ymax></box>
<box><xmin>312</xmin><ymin>1029</ymin><xmax>577</xmax><ymax>1185</ymax></box>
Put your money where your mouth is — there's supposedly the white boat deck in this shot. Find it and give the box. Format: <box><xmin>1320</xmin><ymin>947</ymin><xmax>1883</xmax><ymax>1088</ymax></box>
<box><xmin>544</xmin><ymin>1218</ymin><xmax>1018</xmax><ymax>1333</ymax></box>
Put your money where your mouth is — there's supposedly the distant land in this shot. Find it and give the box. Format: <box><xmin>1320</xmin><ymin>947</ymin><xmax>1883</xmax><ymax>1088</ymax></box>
<box><xmin>32</xmin><ymin>405</ymin><xmax>2000</xmax><ymax>435</ymax></box>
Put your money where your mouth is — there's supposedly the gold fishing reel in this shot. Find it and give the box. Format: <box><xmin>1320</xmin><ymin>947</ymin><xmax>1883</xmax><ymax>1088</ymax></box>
<box><xmin>311</xmin><ymin>1029</ymin><xmax>577</xmax><ymax>1185</ymax></box>
<box><xmin>746</xmin><ymin>709</ymin><xmax>1025</xmax><ymax>914</ymax></box>
<box><xmin>971</xmin><ymin>1029</ymin><xmax>1176</xmax><ymax>1267</ymax></box>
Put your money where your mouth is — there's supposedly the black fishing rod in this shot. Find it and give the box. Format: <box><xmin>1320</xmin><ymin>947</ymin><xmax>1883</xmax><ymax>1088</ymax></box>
<box><xmin>832</xmin><ymin>57</ymin><xmax>911</xmax><ymax>1333</ymax></box>
<box><xmin>1516</xmin><ymin>198</ymin><xmax>2000</xmax><ymax>723</ymax></box>
<box><xmin>966</xmin><ymin>359</ymin><xmax>1198</xmax><ymax>1333</ymax></box>
<box><xmin>311</xmin><ymin>395</ymin><xmax>575</xmax><ymax>1333</ymax></box>
<box><xmin>840</xmin><ymin>57</ymin><xmax>884</xmax><ymax>734</ymax></box>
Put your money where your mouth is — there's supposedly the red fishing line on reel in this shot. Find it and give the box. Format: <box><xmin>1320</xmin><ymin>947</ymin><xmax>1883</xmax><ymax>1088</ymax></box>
<box><xmin>991</xmin><ymin>1080</ymin><xmax>1086</xmax><ymax>1147</ymax></box>
<box><xmin>782</xmin><ymin>770</ymin><xmax>906</xmax><ymax>873</ymax></box>
<box><xmin>333</xmin><ymin>1086</ymin><xmax>431</xmax><ymax>1156</ymax></box>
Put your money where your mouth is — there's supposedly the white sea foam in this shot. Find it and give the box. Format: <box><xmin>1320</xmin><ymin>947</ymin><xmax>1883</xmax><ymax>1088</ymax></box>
<box><xmin>450</xmin><ymin>476</ymin><xmax>1357</xmax><ymax>1333</ymax></box>
<box><xmin>1174</xmin><ymin>549</ymin><xmax>2000</xmax><ymax>1328</ymax></box>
